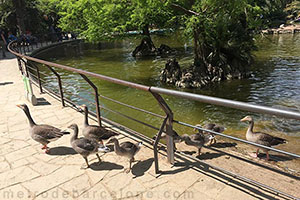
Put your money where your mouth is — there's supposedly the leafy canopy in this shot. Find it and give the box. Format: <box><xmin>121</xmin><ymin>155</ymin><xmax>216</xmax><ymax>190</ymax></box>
<box><xmin>53</xmin><ymin>0</ymin><xmax>174</xmax><ymax>42</ymax></box>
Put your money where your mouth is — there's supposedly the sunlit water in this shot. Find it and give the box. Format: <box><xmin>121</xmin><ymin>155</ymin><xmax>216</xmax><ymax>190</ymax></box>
<box><xmin>37</xmin><ymin>33</ymin><xmax>300</xmax><ymax>155</ymax></box>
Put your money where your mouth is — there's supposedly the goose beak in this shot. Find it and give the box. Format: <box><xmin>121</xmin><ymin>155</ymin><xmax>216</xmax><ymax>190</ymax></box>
<box><xmin>16</xmin><ymin>104</ymin><xmax>21</xmax><ymax>108</ymax></box>
<box><xmin>240</xmin><ymin>116</ymin><xmax>248</xmax><ymax>122</ymax></box>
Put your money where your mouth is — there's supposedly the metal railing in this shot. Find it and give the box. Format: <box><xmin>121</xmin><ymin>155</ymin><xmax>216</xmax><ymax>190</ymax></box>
<box><xmin>8</xmin><ymin>39</ymin><xmax>300</xmax><ymax>200</ymax></box>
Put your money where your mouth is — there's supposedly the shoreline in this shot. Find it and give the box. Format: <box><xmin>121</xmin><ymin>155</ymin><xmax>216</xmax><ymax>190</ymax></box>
<box><xmin>262</xmin><ymin>24</ymin><xmax>300</xmax><ymax>34</ymax></box>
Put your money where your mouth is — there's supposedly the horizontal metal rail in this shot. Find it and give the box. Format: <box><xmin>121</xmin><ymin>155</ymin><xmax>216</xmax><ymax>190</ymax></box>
<box><xmin>151</xmin><ymin>87</ymin><xmax>300</xmax><ymax>120</ymax></box>
<box><xmin>99</xmin><ymin>105</ymin><xmax>161</xmax><ymax>132</ymax></box>
<box><xmin>100</xmin><ymin>95</ymin><xmax>165</xmax><ymax>119</ymax></box>
<box><xmin>28</xmin><ymin>72</ymin><xmax>46</xmax><ymax>83</ymax></box>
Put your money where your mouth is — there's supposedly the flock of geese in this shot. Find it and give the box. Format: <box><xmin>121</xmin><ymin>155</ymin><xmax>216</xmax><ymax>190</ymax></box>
<box><xmin>17</xmin><ymin>103</ymin><xmax>287</xmax><ymax>172</ymax></box>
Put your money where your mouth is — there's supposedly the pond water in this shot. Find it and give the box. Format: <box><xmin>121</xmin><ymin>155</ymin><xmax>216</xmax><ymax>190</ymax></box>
<box><xmin>39</xmin><ymin>33</ymin><xmax>300</xmax><ymax>155</ymax></box>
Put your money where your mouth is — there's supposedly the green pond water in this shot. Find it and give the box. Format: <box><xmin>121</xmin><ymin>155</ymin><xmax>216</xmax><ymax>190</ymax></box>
<box><xmin>38</xmin><ymin>33</ymin><xmax>300</xmax><ymax>155</ymax></box>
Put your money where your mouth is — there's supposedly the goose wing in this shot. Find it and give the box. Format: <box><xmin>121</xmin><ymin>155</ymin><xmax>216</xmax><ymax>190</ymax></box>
<box><xmin>32</xmin><ymin>124</ymin><xmax>68</xmax><ymax>141</ymax></box>
<box><xmin>73</xmin><ymin>138</ymin><xmax>97</xmax><ymax>152</ymax></box>
<box><xmin>256</xmin><ymin>132</ymin><xmax>286</xmax><ymax>146</ymax></box>
<box><xmin>120</xmin><ymin>141</ymin><xmax>136</xmax><ymax>150</ymax></box>
<box><xmin>213</xmin><ymin>125</ymin><xmax>225</xmax><ymax>133</ymax></box>
<box><xmin>99</xmin><ymin>129</ymin><xmax>119</xmax><ymax>140</ymax></box>
<box><xmin>84</xmin><ymin>125</ymin><xmax>118</xmax><ymax>140</ymax></box>
<box><xmin>190</xmin><ymin>133</ymin><xmax>205</xmax><ymax>142</ymax></box>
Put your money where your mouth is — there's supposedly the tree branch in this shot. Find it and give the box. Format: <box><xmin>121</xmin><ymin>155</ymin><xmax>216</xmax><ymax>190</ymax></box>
<box><xmin>170</xmin><ymin>3</ymin><xmax>199</xmax><ymax>16</ymax></box>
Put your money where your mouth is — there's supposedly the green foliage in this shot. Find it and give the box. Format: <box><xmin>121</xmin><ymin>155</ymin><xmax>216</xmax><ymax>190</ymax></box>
<box><xmin>0</xmin><ymin>0</ymin><xmax>55</xmax><ymax>34</ymax></box>
<box><xmin>53</xmin><ymin>0</ymin><xmax>175</xmax><ymax>42</ymax></box>
<box><xmin>0</xmin><ymin>1</ymin><xmax>15</xmax><ymax>30</ymax></box>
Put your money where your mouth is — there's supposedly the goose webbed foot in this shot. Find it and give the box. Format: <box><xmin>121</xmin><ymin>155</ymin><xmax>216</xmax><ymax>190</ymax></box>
<box><xmin>42</xmin><ymin>145</ymin><xmax>50</xmax><ymax>153</ymax></box>
<box><xmin>80</xmin><ymin>165</ymin><xmax>90</xmax><ymax>170</ymax></box>
<box><xmin>249</xmin><ymin>152</ymin><xmax>258</xmax><ymax>158</ymax></box>
<box><xmin>124</xmin><ymin>168</ymin><xmax>131</xmax><ymax>174</ymax></box>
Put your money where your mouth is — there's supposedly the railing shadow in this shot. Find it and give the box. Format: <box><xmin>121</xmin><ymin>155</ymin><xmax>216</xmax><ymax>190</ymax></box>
<box><xmin>158</xmin><ymin>155</ymin><xmax>290</xmax><ymax>200</ymax></box>
<box><xmin>204</xmin><ymin>145</ymin><xmax>299</xmax><ymax>180</ymax></box>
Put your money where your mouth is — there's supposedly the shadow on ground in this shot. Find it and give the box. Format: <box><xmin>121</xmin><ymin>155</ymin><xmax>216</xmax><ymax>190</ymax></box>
<box><xmin>132</xmin><ymin>158</ymin><xmax>154</xmax><ymax>177</ymax></box>
<box><xmin>0</xmin><ymin>81</ymin><xmax>13</xmax><ymax>86</ymax></box>
<box><xmin>209</xmin><ymin>142</ymin><xmax>237</xmax><ymax>148</ymax></box>
<box><xmin>48</xmin><ymin>146</ymin><xmax>77</xmax><ymax>155</ymax></box>
<box><xmin>197</xmin><ymin>152</ymin><xmax>224</xmax><ymax>160</ymax></box>
<box><xmin>90</xmin><ymin>161</ymin><xmax>124</xmax><ymax>171</ymax></box>
<box><xmin>257</xmin><ymin>153</ymin><xmax>294</xmax><ymax>162</ymax></box>
<box><xmin>36</xmin><ymin>97</ymin><xmax>51</xmax><ymax>106</ymax></box>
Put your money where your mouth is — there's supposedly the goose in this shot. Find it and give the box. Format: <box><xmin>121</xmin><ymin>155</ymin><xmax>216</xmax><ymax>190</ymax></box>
<box><xmin>68</xmin><ymin>124</ymin><xmax>110</xmax><ymax>169</ymax></box>
<box><xmin>240</xmin><ymin>116</ymin><xmax>287</xmax><ymax>161</ymax></box>
<box><xmin>17</xmin><ymin>104</ymin><xmax>69</xmax><ymax>153</ymax></box>
<box><xmin>181</xmin><ymin>133</ymin><xmax>213</xmax><ymax>156</ymax></box>
<box><xmin>106</xmin><ymin>137</ymin><xmax>142</xmax><ymax>173</ymax></box>
<box><xmin>80</xmin><ymin>105</ymin><xmax>118</xmax><ymax>144</ymax></box>
<box><xmin>152</xmin><ymin>130</ymin><xmax>182</xmax><ymax>143</ymax></box>
<box><xmin>194</xmin><ymin>123</ymin><xmax>225</xmax><ymax>145</ymax></box>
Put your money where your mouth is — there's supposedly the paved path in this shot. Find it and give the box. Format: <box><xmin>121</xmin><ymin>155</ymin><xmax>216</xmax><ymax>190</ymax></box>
<box><xmin>0</xmin><ymin>55</ymin><xmax>299</xmax><ymax>200</ymax></box>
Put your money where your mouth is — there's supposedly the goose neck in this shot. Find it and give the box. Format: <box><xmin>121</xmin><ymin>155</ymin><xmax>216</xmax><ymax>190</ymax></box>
<box><xmin>83</xmin><ymin>108</ymin><xmax>89</xmax><ymax>126</ymax></box>
<box><xmin>70</xmin><ymin>127</ymin><xmax>79</xmax><ymax>142</ymax></box>
<box><xmin>247</xmin><ymin>120</ymin><xmax>254</xmax><ymax>134</ymax></box>
<box><xmin>113</xmin><ymin>140</ymin><xmax>121</xmax><ymax>154</ymax></box>
<box><xmin>24</xmin><ymin>108</ymin><xmax>36</xmax><ymax>127</ymax></box>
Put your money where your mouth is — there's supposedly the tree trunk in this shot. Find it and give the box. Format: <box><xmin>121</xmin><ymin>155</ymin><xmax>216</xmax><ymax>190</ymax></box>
<box><xmin>132</xmin><ymin>24</ymin><xmax>157</xmax><ymax>57</ymax></box>
<box><xmin>12</xmin><ymin>0</ymin><xmax>26</xmax><ymax>35</ymax></box>
<box><xmin>142</xmin><ymin>24</ymin><xmax>150</xmax><ymax>37</ymax></box>
<box><xmin>193</xmin><ymin>29</ymin><xmax>209</xmax><ymax>69</ymax></box>
<box><xmin>141</xmin><ymin>24</ymin><xmax>155</xmax><ymax>48</ymax></box>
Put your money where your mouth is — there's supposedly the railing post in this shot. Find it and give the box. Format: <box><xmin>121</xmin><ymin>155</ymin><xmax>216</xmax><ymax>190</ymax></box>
<box><xmin>16</xmin><ymin>57</ymin><xmax>24</xmax><ymax>75</ymax></box>
<box><xmin>31</xmin><ymin>63</ymin><xmax>43</xmax><ymax>94</ymax></box>
<box><xmin>153</xmin><ymin>117</ymin><xmax>168</xmax><ymax>174</ymax></box>
<box><xmin>151</xmin><ymin>91</ymin><xmax>175</xmax><ymax>166</ymax></box>
<box><xmin>47</xmin><ymin>66</ymin><xmax>65</xmax><ymax>107</ymax></box>
<box><xmin>80</xmin><ymin>74</ymin><xmax>102</xmax><ymax>127</ymax></box>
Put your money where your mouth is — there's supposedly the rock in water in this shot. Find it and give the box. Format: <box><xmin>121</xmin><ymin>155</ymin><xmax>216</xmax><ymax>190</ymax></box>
<box><xmin>160</xmin><ymin>58</ymin><xmax>182</xmax><ymax>84</ymax></box>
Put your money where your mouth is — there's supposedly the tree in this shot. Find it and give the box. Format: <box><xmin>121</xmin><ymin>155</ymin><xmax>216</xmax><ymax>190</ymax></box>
<box><xmin>12</xmin><ymin>0</ymin><xmax>26</xmax><ymax>34</ymax></box>
<box><xmin>160</xmin><ymin>0</ymin><xmax>265</xmax><ymax>88</ymax></box>
<box><xmin>0</xmin><ymin>0</ymin><xmax>53</xmax><ymax>35</ymax></box>
<box><xmin>53</xmin><ymin>0</ymin><xmax>176</xmax><ymax>55</ymax></box>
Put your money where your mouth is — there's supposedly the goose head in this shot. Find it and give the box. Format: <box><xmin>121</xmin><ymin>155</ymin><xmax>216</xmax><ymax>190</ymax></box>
<box><xmin>68</xmin><ymin>123</ymin><xmax>78</xmax><ymax>131</ymax></box>
<box><xmin>79</xmin><ymin>104</ymin><xmax>87</xmax><ymax>112</ymax></box>
<box><xmin>181</xmin><ymin>134</ymin><xmax>191</xmax><ymax>142</ymax></box>
<box><xmin>16</xmin><ymin>104</ymin><xmax>29</xmax><ymax>112</ymax></box>
<box><xmin>106</xmin><ymin>137</ymin><xmax>118</xmax><ymax>144</ymax></box>
<box><xmin>240</xmin><ymin>116</ymin><xmax>253</xmax><ymax>123</ymax></box>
